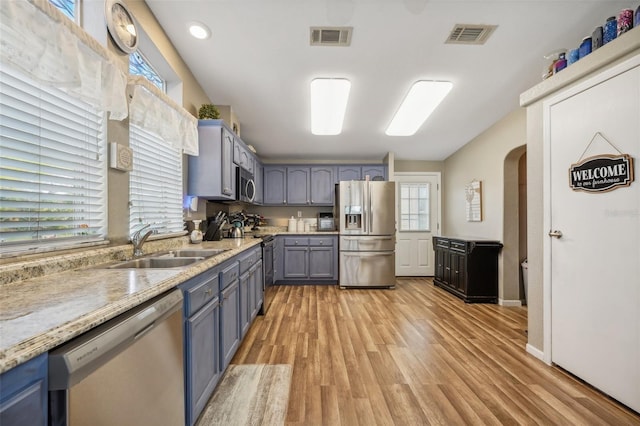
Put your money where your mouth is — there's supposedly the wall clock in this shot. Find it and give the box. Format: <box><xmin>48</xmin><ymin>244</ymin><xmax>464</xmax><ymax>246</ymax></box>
<box><xmin>105</xmin><ymin>0</ymin><xmax>138</xmax><ymax>54</ymax></box>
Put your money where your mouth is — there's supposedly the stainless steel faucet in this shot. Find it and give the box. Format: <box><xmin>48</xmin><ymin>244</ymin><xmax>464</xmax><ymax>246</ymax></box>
<box><xmin>131</xmin><ymin>224</ymin><xmax>154</xmax><ymax>257</ymax></box>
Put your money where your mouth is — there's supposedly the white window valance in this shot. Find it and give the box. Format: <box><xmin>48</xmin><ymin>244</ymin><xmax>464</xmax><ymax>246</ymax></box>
<box><xmin>128</xmin><ymin>75</ymin><xmax>199</xmax><ymax>156</ymax></box>
<box><xmin>0</xmin><ymin>0</ymin><xmax>128</xmax><ymax>120</ymax></box>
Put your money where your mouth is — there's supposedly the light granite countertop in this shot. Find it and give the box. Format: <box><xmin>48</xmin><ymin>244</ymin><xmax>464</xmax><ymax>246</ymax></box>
<box><xmin>0</xmin><ymin>238</ymin><xmax>261</xmax><ymax>373</ymax></box>
<box><xmin>0</xmin><ymin>231</ymin><xmax>340</xmax><ymax>373</ymax></box>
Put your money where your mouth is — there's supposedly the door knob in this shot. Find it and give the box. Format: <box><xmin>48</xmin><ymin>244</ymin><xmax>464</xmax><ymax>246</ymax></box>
<box><xmin>548</xmin><ymin>230</ymin><xmax>563</xmax><ymax>238</ymax></box>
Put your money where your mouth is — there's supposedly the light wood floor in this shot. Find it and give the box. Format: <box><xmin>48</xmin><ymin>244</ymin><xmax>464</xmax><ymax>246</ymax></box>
<box><xmin>232</xmin><ymin>278</ymin><xmax>640</xmax><ymax>425</ymax></box>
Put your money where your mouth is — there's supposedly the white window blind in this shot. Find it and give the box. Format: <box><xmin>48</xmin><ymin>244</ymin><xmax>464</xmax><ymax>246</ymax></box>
<box><xmin>129</xmin><ymin>125</ymin><xmax>183</xmax><ymax>236</ymax></box>
<box><xmin>0</xmin><ymin>65</ymin><xmax>106</xmax><ymax>252</ymax></box>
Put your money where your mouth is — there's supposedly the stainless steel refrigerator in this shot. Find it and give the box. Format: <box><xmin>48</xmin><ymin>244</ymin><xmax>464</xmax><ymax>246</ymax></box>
<box><xmin>336</xmin><ymin>180</ymin><xmax>396</xmax><ymax>288</ymax></box>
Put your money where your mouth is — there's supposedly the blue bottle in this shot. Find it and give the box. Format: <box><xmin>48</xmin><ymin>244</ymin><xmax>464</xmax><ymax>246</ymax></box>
<box><xmin>554</xmin><ymin>53</ymin><xmax>567</xmax><ymax>73</ymax></box>
<box><xmin>579</xmin><ymin>37</ymin><xmax>592</xmax><ymax>59</ymax></box>
<box><xmin>567</xmin><ymin>49</ymin><xmax>579</xmax><ymax>65</ymax></box>
<box><xmin>635</xmin><ymin>6</ymin><xmax>640</xmax><ymax>28</ymax></box>
<box><xmin>603</xmin><ymin>16</ymin><xmax>617</xmax><ymax>44</ymax></box>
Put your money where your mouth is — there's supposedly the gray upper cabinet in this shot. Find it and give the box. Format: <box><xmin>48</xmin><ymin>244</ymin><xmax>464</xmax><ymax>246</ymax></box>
<box><xmin>188</xmin><ymin>120</ymin><xmax>235</xmax><ymax>200</ymax></box>
<box><xmin>221</xmin><ymin>129</ymin><xmax>234</xmax><ymax>196</ymax></box>
<box><xmin>337</xmin><ymin>165</ymin><xmax>387</xmax><ymax>182</ymax></box>
<box><xmin>264</xmin><ymin>165</ymin><xmax>337</xmax><ymax>206</ymax></box>
<box><xmin>310</xmin><ymin>166</ymin><xmax>335</xmax><ymax>205</ymax></box>
<box><xmin>264</xmin><ymin>166</ymin><xmax>287</xmax><ymax>204</ymax></box>
<box><xmin>287</xmin><ymin>167</ymin><xmax>310</xmax><ymax>205</ymax></box>
<box><xmin>361</xmin><ymin>165</ymin><xmax>386</xmax><ymax>180</ymax></box>
<box><xmin>337</xmin><ymin>166</ymin><xmax>361</xmax><ymax>182</ymax></box>
<box><xmin>233</xmin><ymin>138</ymin><xmax>254</xmax><ymax>174</ymax></box>
<box><xmin>253</xmin><ymin>161</ymin><xmax>263</xmax><ymax>205</ymax></box>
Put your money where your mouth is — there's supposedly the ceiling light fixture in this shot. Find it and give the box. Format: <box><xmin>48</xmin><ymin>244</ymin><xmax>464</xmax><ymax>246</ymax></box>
<box><xmin>310</xmin><ymin>78</ymin><xmax>351</xmax><ymax>135</ymax></box>
<box><xmin>188</xmin><ymin>22</ymin><xmax>211</xmax><ymax>40</ymax></box>
<box><xmin>385</xmin><ymin>80</ymin><xmax>453</xmax><ymax>136</ymax></box>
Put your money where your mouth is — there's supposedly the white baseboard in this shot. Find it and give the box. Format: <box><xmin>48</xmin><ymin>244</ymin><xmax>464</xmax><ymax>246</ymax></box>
<box><xmin>498</xmin><ymin>299</ymin><xmax>522</xmax><ymax>307</ymax></box>
<box><xmin>526</xmin><ymin>343</ymin><xmax>549</xmax><ymax>364</ymax></box>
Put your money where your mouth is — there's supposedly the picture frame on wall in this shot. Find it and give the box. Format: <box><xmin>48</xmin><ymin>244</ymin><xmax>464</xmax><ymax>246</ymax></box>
<box><xmin>465</xmin><ymin>180</ymin><xmax>482</xmax><ymax>222</ymax></box>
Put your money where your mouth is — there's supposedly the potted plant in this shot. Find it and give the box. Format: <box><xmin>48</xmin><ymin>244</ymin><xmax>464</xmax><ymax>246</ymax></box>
<box><xmin>198</xmin><ymin>104</ymin><xmax>220</xmax><ymax>120</ymax></box>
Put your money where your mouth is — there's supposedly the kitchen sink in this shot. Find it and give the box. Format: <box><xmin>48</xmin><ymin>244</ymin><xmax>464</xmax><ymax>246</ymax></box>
<box><xmin>104</xmin><ymin>257</ymin><xmax>205</xmax><ymax>269</ymax></box>
<box><xmin>159</xmin><ymin>249</ymin><xmax>229</xmax><ymax>259</ymax></box>
<box><xmin>96</xmin><ymin>248</ymin><xmax>230</xmax><ymax>269</ymax></box>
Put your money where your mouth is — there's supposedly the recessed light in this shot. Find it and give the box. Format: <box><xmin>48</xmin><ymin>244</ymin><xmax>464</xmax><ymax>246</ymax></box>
<box><xmin>310</xmin><ymin>78</ymin><xmax>351</xmax><ymax>135</ymax></box>
<box><xmin>385</xmin><ymin>81</ymin><xmax>453</xmax><ymax>136</ymax></box>
<box><xmin>188</xmin><ymin>22</ymin><xmax>211</xmax><ymax>40</ymax></box>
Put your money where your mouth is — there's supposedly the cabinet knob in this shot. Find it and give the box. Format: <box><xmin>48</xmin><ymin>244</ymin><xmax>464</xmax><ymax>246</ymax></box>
<box><xmin>319</xmin><ymin>241</ymin><xmax>323</xmax><ymax>245</ymax></box>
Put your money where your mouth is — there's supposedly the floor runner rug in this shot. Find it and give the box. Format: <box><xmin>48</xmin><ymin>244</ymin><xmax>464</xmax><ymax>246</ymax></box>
<box><xmin>197</xmin><ymin>364</ymin><xmax>292</xmax><ymax>426</ymax></box>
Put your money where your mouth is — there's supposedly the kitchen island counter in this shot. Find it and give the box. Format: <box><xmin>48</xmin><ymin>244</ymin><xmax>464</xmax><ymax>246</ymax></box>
<box><xmin>0</xmin><ymin>238</ymin><xmax>261</xmax><ymax>373</ymax></box>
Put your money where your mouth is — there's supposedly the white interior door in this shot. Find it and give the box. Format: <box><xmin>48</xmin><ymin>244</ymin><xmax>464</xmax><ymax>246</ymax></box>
<box><xmin>548</xmin><ymin>61</ymin><xmax>639</xmax><ymax>412</ymax></box>
<box><xmin>395</xmin><ymin>173</ymin><xmax>440</xmax><ymax>276</ymax></box>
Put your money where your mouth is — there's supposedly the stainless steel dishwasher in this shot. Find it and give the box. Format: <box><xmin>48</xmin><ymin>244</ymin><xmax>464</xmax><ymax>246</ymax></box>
<box><xmin>48</xmin><ymin>289</ymin><xmax>184</xmax><ymax>426</ymax></box>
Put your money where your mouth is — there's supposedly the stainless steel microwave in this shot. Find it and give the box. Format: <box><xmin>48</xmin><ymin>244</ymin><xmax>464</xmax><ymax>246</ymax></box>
<box><xmin>236</xmin><ymin>167</ymin><xmax>255</xmax><ymax>203</ymax></box>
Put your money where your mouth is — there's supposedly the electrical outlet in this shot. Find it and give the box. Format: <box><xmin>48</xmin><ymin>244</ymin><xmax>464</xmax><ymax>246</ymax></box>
<box><xmin>297</xmin><ymin>211</ymin><xmax>302</xmax><ymax>218</ymax></box>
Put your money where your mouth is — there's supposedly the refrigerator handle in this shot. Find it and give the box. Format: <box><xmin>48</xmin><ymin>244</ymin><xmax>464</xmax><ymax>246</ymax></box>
<box><xmin>363</xmin><ymin>183</ymin><xmax>369</xmax><ymax>234</ymax></box>
<box><xmin>366</xmin><ymin>182</ymin><xmax>373</xmax><ymax>234</ymax></box>
<box><xmin>369</xmin><ymin>189</ymin><xmax>373</xmax><ymax>233</ymax></box>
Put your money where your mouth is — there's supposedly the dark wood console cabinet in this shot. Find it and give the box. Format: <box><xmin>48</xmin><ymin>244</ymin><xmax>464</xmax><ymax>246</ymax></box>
<box><xmin>433</xmin><ymin>236</ymin><xmax>503</xmax><ymax>303</ymax></box>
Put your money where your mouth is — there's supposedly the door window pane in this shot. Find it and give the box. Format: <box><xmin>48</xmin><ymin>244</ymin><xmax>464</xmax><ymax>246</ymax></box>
<box><xmin>398</xmin><ymin>182</ymin><xmax>430</xmax><ymax>231</ymax></box>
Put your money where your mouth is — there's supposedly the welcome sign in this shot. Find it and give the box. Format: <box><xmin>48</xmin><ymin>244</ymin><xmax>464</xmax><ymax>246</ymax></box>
<box><xmin>569</xmin><ymin>154</ymin><xmax>634</xmax><ymax>193</ymax></box>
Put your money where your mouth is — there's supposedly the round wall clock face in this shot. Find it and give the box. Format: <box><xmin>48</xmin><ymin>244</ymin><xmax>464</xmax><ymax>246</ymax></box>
<box><xmin>105</xmin><ymin>0</ymin><xmax>138</xmax><ymax>54</ymax></box>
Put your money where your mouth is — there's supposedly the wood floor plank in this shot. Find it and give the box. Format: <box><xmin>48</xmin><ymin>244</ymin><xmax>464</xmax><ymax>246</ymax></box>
<box><xmin>232</xmin><ymin>278</ymin><xmax>640</xmax><ymax>425</ymax></box>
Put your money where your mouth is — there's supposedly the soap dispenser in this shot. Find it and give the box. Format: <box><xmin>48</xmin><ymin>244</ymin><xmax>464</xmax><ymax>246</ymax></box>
<box><xmin>190</xmin><ymin>220</ymin><xmax>203</xmax><ymax>244</ymax></box>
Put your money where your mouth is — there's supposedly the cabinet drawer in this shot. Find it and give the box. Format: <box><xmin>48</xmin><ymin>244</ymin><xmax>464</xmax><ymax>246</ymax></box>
<box><xmin>220</xmin><ymin>261</ymin><xmax>239</xmax><ymax>290</ymax></box>
<box><xmin>182</xmin><ymin>273</ymin><xmax>219</xmax><ymax>317</ymax></box>
<box><xmin>284</xmin><ymin>237</ymin><xmax>309</xmax><ymax>246</ymax></box>
<box><xmin>434</xmin><ymin>238</ymin><xmax>449</xmax><ymax>249</ymax></box>
<box><xmin>238</xmin><ymin>250</ymin><xmax>257</xmax><ymax>274</ymax></box>
<box><xmin>309</xmin><ymin>237</ymin><xmax>334</xmax><ymax>247</ymax></box>
<box><xmin>450</xmin><ymin>241</ymin><xmax>467</xmax><ymax>253</ymax></box>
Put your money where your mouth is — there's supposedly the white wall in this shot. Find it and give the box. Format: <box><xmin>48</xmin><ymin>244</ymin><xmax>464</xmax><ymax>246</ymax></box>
<box><xmin>442</xmin><ymin>108</ymin><xmax>527</xmax><ymax>302</ymax></box>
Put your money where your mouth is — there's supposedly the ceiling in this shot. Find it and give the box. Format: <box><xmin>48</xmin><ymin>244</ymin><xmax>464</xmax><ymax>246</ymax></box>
<box><xmin>145</xmin><ymin>0</ymin><xmax>635</xmax><ymax>161</ymax></box>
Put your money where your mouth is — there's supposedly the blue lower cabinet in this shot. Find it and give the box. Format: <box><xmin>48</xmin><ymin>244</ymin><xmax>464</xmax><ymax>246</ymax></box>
<box><xmin>179</xmin><ymin>269</ymin><xmax>220</xmax><ymax>426</ymax></box>
<box><xmin>279</xmin><ymin>236</ymin><xmax>338</xmax><ymax>283</ymax></box>
<box><xmin>180</xmin><ymin>246</ymin><xmax>264</xmax><ymax>425</ymax></box>
<box><xmin>185</xmin><ymin>299</ymin><xmax>219</xmax><ymax>426</ymax></box>
<box><xmin>220</xmin><ymin>261</ymin><xmax>241</xmax><ymax>371</ymax></box>
<box><xmin>0</xmin><ymin>353</ymin><xmax>48</xmax><ymax>426</ymax></box>
<box><xmin>239</xmin><ymin>270</ymin><xmax>250</xmax><ymax>338</ymax></box>
<box><xmin>250</xmin><ymin>260</ymin><xmax>263</xmax><ymax>319</ymax></box>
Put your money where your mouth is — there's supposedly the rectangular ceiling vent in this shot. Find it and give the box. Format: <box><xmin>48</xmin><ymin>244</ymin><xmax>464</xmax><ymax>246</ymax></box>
<box><xmin>445</xmin><ymin>24</ymin><xmax>497</xmax><ymax>45</ymax></box>
<box><xmin>310</xmin><ymin>27</ymin><xmax>352</xmax><ymax>46</ymax></box>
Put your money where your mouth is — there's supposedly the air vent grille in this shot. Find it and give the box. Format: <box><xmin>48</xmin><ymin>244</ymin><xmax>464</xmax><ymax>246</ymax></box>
<box><xmin>310</xmin><ymin>27</ymin><xmax>352</xmax><ymax>46</ymax></box>
<box><xmin>445</xmin><ymin>24</ymin><xmax>497</xmax><ymax>45</ymax></box>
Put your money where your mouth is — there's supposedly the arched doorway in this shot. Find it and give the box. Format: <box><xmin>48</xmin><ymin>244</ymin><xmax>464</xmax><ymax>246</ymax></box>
<box><xmin>502</xmin><ymin>145</ymin><xmax>527</xmax><ymax>305</ymax></box>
